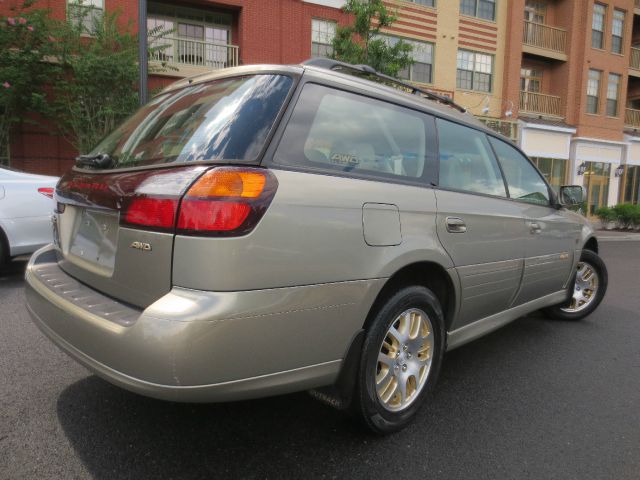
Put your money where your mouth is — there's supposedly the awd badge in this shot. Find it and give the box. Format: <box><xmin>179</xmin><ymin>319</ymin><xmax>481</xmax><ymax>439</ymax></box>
<box><xmin>130</xmin><ymin>241</ymin><xmax>152</xmax><ymax>252</ymax></box>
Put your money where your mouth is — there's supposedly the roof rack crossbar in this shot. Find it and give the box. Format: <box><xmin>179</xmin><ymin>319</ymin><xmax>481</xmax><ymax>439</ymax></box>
<box><xmin>303</xmin><ymin>58</ymin><xmax>467</xmax><ymax>114</ymax></box>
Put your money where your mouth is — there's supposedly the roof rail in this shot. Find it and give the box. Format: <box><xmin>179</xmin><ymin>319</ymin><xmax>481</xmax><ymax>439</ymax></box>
<box><xmin>302</xmin><ymin>58</ymin><xmax>467</xmax><ymax>114</ymax></box>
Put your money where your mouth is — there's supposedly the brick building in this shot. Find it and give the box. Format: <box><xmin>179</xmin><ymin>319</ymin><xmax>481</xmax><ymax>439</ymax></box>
<box><xmin>2</xmin><ymin>0</ymin><xmax>640</xmax><ymax>214</ymax></box>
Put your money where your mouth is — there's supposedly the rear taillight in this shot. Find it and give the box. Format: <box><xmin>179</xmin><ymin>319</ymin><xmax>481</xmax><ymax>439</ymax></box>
<box><xmin>177</xmin><ymin>167</ymin><xmax>277</xmax><ymax>236</ymax></box>
<box><xmin>38</xmin><ymin>187</ymin><xmax>54</xmax><ymax>199</ymax></box>
<box><xmin>121</xmin><ymin>167</ymin><xmax>277</xmax><ymax>236</ymax></box>
<box><xmin>124</xmin><ymin>198</ymin><xmax>178</xmax><ymax>230</ymax></box>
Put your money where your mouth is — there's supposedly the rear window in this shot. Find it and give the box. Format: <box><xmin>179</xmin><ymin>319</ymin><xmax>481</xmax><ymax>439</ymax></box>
<box><xmin>274</xmin><ymin>83</ymin><xmax>433</xmax><ymax>181</ymax></box>
<box><xmin>88</xmin><ymin>74</ymin><xmax>293</xmax><ymax>169</ymax></box>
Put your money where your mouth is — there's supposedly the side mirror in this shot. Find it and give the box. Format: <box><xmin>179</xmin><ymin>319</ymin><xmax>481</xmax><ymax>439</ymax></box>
<box><xmin>559</xmin><ymin>185</ymin><xmax>584</xmax><ymax>206</ymax></box>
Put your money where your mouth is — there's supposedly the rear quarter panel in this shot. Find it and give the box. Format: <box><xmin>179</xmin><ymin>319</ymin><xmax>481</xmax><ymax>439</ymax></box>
<box><xmin>172</xmin><ymin>169</ymin><xmax>453</xmax><ymax>291</ymax></box>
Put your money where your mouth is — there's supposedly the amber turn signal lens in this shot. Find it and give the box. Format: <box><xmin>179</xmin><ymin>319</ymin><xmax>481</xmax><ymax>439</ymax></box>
<box><xmin>186</xmin><ymin>169</ymin><xmax>266</xmax><ymax>199</ymax></box>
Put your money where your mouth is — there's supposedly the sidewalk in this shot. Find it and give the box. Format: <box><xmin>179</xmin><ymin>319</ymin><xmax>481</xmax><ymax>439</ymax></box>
<box><xmin>596</xmin><ymin>229</ymin><xmax>640</xmax><ymax>242</ymax></box>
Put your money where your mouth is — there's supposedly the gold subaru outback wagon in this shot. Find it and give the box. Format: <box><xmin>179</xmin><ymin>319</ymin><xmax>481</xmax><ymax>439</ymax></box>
<box><xmin>25</xmin><ymin>59</ymin><xmax>607</xmax><ymax>434</ymax></box>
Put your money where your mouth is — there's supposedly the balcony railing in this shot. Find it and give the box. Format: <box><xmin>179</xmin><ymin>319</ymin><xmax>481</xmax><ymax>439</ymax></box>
<box><xmin>520</xmin><ymin>91</ymin><xmax>563</xmax><ymax>117</ymax></box>
<box><xmin>149</xmin><ymin>36</ymin><xmax>239</xmax><ymax>70</ymax></box>
<box><xmin>625</xmin><ymin>108</ymin><xmax>640</xmax><ymax>128</ymax></box>
<box><xmin>631</xmin><ymin>47</ymin><xmax>640</xmax><ymax>70</ymax></box>
<box><xmin>476</xmin><ymin>117</ymin><xmax>518</xmax><ymax>142</ymax></box>
<box><xmin>522</xmin><ymin>21</ymin><xmax>567</xmax><ymax>54</ymax></box>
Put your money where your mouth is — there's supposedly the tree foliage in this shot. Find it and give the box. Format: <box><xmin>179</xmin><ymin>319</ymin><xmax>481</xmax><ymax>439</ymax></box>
<box><xmin>331</xmin><ymin>0</ymin><xmax>413</xmax><ymax>77</ymax></box>
<box><xmin>1</xmin><ymin>1</ymin><xmax>173</xmax><ymax>160</ymax></box>
<box><xmin>53</xmin><ymin>10</ymin><xmax>141</xmax><ymax>153</ymax></box>
<box><xmin>0</xmin><ymin>1</ymin><xmax>60</xmax><ymax>162</ymax></box>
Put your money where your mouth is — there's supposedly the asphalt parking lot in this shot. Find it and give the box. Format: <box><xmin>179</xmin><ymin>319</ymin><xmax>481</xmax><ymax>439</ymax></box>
<box><xmin>1</xmin><ymin>241</ymin><xmax>639</xmax><ymax>480</ymax></box>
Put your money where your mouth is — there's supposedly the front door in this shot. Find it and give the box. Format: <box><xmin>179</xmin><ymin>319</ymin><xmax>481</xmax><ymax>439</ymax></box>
<box><xmin>488</xmin><ymin>137</ymin><xmax>579</xmax><ymax>305</ymax></box>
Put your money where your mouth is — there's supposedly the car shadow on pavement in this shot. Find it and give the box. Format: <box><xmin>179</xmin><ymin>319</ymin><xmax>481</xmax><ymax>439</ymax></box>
<box><xmin>55</xmin><ymin>312</ymin><xmax>603</xmax><ymax>480</ymax></box>
<box><xmin>0</xmin><ymin>260</ymin><xmax>27</xmax><ymax>283</ymax></box>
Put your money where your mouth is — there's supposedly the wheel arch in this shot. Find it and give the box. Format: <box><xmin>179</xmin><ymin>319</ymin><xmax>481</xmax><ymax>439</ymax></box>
<box><xmin>583</xmin><ymin>236</ymin><xmax>598</xmax><ymax>254</ymax></box>
<box><xmin>362</xmin><ymin>261</ymin><xmax>457</xmax><ymax>334</ymax></box>
<box><xmin>0</xmin><ymin>224</ymin><xmax>9</xmax><ymax>262</ymax></box>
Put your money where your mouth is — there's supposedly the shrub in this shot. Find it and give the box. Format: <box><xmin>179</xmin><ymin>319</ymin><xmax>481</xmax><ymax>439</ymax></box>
<box><xmin>595</xmin><ymin>206</ymin><xmax>616</xmax><ymax>226</ymax></box>
<box><xmin>612</xmin><ymin>204</ymin><xmax>638</xmax><ymax>229</ymax></box>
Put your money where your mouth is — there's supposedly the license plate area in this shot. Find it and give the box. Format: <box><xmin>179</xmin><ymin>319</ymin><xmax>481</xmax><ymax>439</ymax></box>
<box><xmin>68</xmin><ymin>208</ymin><xmax>119</xmax><ymax>274</ymax></box>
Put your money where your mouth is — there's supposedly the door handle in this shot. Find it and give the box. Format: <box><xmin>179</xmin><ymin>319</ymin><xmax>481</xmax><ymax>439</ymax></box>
<box><xmin>446</xmin><ymin>217</ymin><xmax>467</xmax><ymax>233</ymax></box>
<box><xmin>528</xmin><ymin>221</ymin><xmax>542</xmax><ymax>234</ymax></box>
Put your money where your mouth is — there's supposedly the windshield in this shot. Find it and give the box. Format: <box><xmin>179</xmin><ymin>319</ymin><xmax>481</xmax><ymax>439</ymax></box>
<box><xmin>88</xmin><ymin>74</ymin><xmax>293</xmax><ymax>169</ymax></box>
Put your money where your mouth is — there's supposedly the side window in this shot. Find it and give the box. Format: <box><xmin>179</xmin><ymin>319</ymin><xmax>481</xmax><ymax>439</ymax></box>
<box><xmin>436</xmin><ymin>119</ymin><xmax>506</xmax><ymax>197</ymax></box>
<box><xmin>274</xmin><ymin>84</ymin><xmax>432</xmax><ymax>181</ymax></box>
<box><xmin>489</xmin><ymin>137</ymin><xmax>550</xmax><ymax>205</ymax></box>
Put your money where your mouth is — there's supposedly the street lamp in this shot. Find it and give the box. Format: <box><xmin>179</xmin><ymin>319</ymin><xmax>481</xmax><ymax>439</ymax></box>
<box><xmin>138</xmin><ymin>0</ymin><xmax>148</xmax><ymax>106</ymax></box>
<box><xmin>577</xmin><ymin>162</ymin><xmax>587</xmax><ymax>176</ymax></box>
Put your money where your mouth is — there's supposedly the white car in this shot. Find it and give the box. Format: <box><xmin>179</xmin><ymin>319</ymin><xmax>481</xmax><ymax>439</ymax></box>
<box><xmin>0</xmin><ymin>167</ymin><xmax>58</xmax><ymax>263</ymax></box>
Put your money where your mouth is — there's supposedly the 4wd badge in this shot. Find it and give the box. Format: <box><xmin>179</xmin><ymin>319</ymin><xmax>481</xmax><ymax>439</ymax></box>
<box><xmin>130</xmin><ymin>241</ymin><xmax>152</xmax><ymax>252</ymax></box>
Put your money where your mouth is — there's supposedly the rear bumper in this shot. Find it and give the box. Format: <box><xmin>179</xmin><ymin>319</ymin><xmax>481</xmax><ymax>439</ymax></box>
<box><xmin>25</xmin><ymin>246</ymin><xmax>383</xmax><ymax>402</ymax></box>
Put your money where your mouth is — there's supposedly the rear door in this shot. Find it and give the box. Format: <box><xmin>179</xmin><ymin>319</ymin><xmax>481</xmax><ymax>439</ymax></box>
<box><xmin>434</xmin><ymin>119</ymin><xmax>527</xmax><ymax>330</ymax></box>
<box><xmin>487</xmin><ymin>137</ymin><xmax>579</xmax><ymax>304</ymax></box>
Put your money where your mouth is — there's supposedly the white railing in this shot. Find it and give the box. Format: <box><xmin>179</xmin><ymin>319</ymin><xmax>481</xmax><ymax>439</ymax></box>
<box><xmin>149</xmin><ymin>36</ymin><xmax>239</xmax><ymax>70</ymax></box>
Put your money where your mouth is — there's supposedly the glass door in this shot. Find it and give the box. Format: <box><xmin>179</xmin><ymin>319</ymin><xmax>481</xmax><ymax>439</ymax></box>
<box><xmin>205</xmin><ymin>27</ymin><xmax>230</xmax><ymax>69</ymax></box>
<box><xmin>620</xmin><ymin>165</ymin><xmax>640</xmax><ymax>204</ymax></box>
<box><xmin>582</xmin><ymin>162</ymin><xmax>611</xmax><ymax>216</ymax></box>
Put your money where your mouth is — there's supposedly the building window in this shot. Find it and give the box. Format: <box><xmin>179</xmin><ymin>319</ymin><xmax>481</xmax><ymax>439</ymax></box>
<box><xmin>586</xmin><ymin>69</ymin><xmax>601</xmax><ymax>114</ymax></box>
<box><xmin>460</xmin><ymin>0</ymin><xmax>496</xmax><ymax>21</ymax></box>
<box><xmin>147</xmin><ymin>5</ymin><xmax>233</xmax><ymax>69</ymax></box>
<box><xmin>398</xmin><ymin>39</ymin><xmax>434</xmax><ymax>84</ymax></box>
<box><xmin>611</xmin><ymin>9</ymin><xmax>625</xmax><ymax>54</ymax></box>
<box><xmin>409</xmin><ymin>0</ymin><xmax>435</xmax><ymax>6</ymax></box>
<box><xmin>606</xmin><ymin>73</ymin><xmax>621</xmax><ymax>117</ymax></box>
<box><xmin>68</xmin><ymin>0</ymin><xmax>104</xmax><ymax>33</ymax></box>
<box><xmin>524</xmin><ymin>1</ymin><xmax>546</xmax><ymax>23</ymax></box>
<box><xmin>592</xmin><ymin>3</ymin><xmax>606</xmax><ymax>49</ymax></box>
<box><xmin>311</xmin><ymin>19</ymin><xmax>336</xmax><ymax>58</ymax></box>
<box><xmin>457</xmin><ymin>50</ymin><xmax>493</xmax><ymax>92</ymax></box>
<box><xmin>520</xmin><ymin>68</ymin><xmax>543</xmax><ymax>92</ymax></box>
<box><xmin>620</xmin><ymin>165</ymin><xmax>640</xmax><ymax>204</ymax></box>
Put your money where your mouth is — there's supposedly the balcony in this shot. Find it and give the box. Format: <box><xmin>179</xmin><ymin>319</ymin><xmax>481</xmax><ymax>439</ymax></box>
<box><xmin>630</xmin><ymin>47</ymin><xmax>640</xmax><ymax>78</ymax></box>
<box><xmin>149</xmin><ymin>36</ymin><xmax>239</xmax><ymax>72</ymax></box>
<box><xmin>522</xmin><ymin>21</ymin><xmax>568</xmax><ymax>61</ymax></box>
<box><xmin>477</xmin><ymin>117</ymin><xmax>519</xmax><ymax>142</ymax></box>
<box><xmin>625</xmin><ymin>108</ymin><xmax>640</xmax><ymax>128</ymax></box>
<box><xmin>520</xmin><ymin>91</ymin><xmax>563</xmax><ymax>118</ymax></box>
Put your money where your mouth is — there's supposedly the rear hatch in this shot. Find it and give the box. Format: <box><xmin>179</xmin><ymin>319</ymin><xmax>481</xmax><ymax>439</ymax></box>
<box><xmin>53</xmin><ymin>72</ymin><xmax>294</xmax><ymax>308</ymax></box>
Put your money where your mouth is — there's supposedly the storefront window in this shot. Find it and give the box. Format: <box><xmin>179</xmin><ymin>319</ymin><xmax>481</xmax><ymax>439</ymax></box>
<box><xmin>582</xmin><ymin>161</ymin><xmax>611</xmax><ymax>216</ymax></box>
<box><xmin>531</xmin><ymin>157</ymin><xmax>568</xmax><ymax>190</ymax></box>
<box><xmin>620</xmin><ymin>165</ymin><xmax>640</xmax><ymax>204</ymax></box>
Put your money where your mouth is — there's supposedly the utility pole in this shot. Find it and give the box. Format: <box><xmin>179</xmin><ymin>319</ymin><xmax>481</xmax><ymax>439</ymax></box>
<box><xmin>138</xmin><ymin>0</ymin><xmax>148</xmax><ymax>106</ymax></box>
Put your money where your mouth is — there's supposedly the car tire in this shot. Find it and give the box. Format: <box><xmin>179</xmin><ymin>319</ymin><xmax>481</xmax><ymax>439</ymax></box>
<box><xmin>0</xmin><ymin>229</ymin><xmax>6</xmax><ymax>266</ymax></box>
<box><xmin>544</xmin><ymin>249</ymin><xmax>608</xmax><ymax>321</ymax></box>
<box><xmin>352</xmin><ymin>286</ymin><xmax>445</xmax><ymax>434</ymax></box>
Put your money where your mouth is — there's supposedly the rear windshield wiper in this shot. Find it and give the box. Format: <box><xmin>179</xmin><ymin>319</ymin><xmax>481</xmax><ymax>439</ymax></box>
<box><xmin>75</xmin><ymin>153</ymin><xmax>113</xmax><ymax>169</ymax></box>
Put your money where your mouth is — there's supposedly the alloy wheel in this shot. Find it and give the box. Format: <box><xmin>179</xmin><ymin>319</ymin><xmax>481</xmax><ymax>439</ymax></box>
<box><xmin>561</xmin><ymin>261</ymin><xmax>600</xmax><ymax>313</ymax></box>
<box><xmin>375</xmin><ymin>308</ymin><xmax>434</xmax><ymax>412</ymax></box>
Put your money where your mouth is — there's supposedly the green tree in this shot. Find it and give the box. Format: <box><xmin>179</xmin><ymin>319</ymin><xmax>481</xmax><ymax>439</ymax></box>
<box><xmin>331</xmin><ymin>0</ymin><xmax>413</xmax><ymax>77</ymax></box>
<box><xmin>53</xmin><ymin>10</ymin><xmax>141</xmax><ymax>154</ymax></box>
<box><xmin>0</xmin><ymin>1</ymin><xmax>60</xmax><ymax>164</ymax></box>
